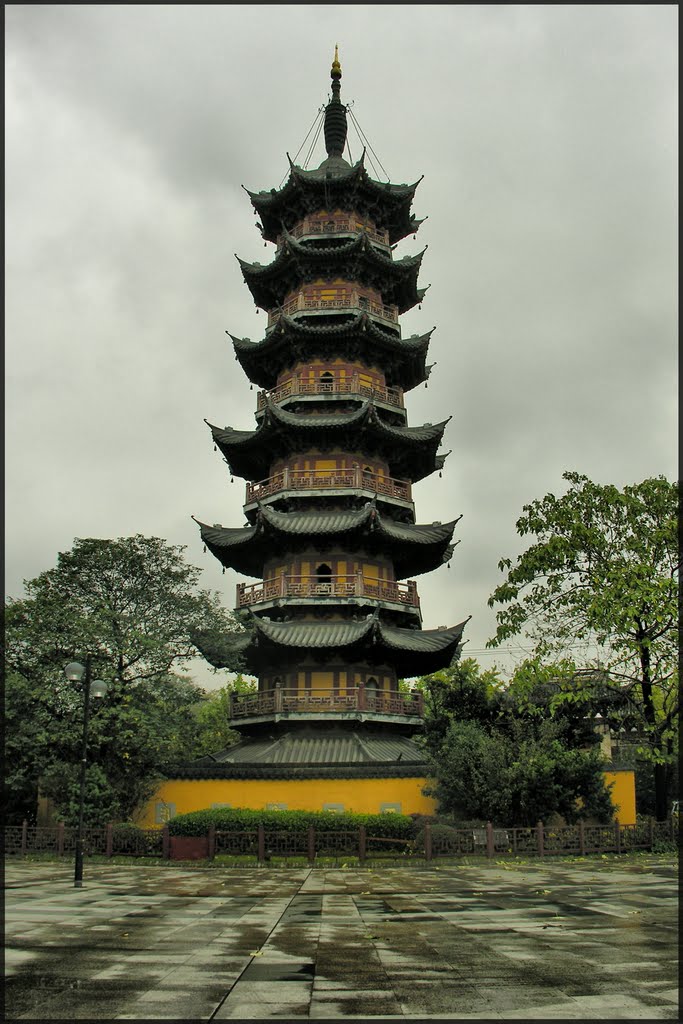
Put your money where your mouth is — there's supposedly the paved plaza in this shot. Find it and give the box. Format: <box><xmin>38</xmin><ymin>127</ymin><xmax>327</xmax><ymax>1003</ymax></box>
<box><xmin>4</xmin><ymin>856</ymin><xmax>679</xmax><ymax>1020</ymax></box>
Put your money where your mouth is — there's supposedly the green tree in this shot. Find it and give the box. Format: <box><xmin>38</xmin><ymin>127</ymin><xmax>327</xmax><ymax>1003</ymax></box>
<box><xmin>501</xmin><ymin>658</ymin><xmax>600</xmax><ymax>749</ymax></box>
<box><xmin>487</xmin><ymin>472</ymin><xmax>679</xmax><ymax>819</ymax></box>
<box><xmin>425</xmin><ymin>718</ymin><xmax>614</xmax><ymax>827</ymax></box>
<box><xmin>414</xmin><ymin>658</ymin><xmax>504</xmax><ymax>753</ymax></box>
<box><xmin>191</xmin><ymin>675</ymin><xmax>257</xmax><ymax>758</ymax></box>
<box><xmin>4</xmin><ymin>535</ymin><xmax>245</xmax><ymax>824</ymax></box>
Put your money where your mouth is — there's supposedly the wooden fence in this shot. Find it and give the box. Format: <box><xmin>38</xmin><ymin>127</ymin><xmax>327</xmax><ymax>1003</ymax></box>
<box><xmin>4</xmin><ymin>818</ymin><xmax>676</xmax><ymax>863</ymax></box>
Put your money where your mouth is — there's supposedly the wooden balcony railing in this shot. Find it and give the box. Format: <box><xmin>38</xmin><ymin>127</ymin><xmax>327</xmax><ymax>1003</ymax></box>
<box><xmin>237</xmin><ymin>573</ymin><xmax>419</xmax><ymax>610</ymax></box>
<box><xmin>229</xmin><ymin>686</ymin><xmax>424</xmax><ymax>720</ymax></box>
<box><xmin>268</xmin><ymin>294</ymin><xmax>398</xmax><ymax>330</ymax></box>
<box><xmin>279</xmin><ymin>217</ymin><xmax>390</xmax><ymax>249</ymax></box>
<box><xmin>257</xmin><ymin>374</ymin><xmax>404</xmax><ymax>411</ymax></box>
<box><xmin>245</xmin><ymin>466</ymin><xmax>412</xmax><ymax>504</ymax></box>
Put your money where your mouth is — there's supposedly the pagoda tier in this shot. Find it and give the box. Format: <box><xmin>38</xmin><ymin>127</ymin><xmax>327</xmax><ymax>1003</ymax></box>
<box><xmin>194</xmin><ymin>502</ymin><xmax>458</xmax><ymax>580</ymax></box>
<box><xmin>229</xmin><ymin>314</ymin><xmax>435</xmax><ymax>392</ymax></box>
<box><xmin>206</xmin><ymin>400</ymin><xmax>450</xmax><ymax>483</ymax></box>
<box><xmin>193</xmin><ymin>610</ymin><xmax>469</xmax><ymax>679</ymax></box>
<box><xmin>237</xmin><ymin>232</ymin><xmax>427</xmax><ymax>314</ymax></box>
<box><xmin>246</xmin><ymin>154</ymin><xmax>424</xmax><ymax>246</ymax></box>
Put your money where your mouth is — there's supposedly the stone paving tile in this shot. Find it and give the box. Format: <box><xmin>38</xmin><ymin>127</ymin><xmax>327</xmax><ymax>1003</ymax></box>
<box><xmin>4</xmin><ymin>856</ymin><xmax>679</xmax><ymax>1020</ymax></box>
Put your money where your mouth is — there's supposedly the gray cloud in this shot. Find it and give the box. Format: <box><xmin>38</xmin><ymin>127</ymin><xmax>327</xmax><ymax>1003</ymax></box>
<box><xmin>5</xmin><ymin>5</ymin><xmax>677</xmax><ymax>684</ymax></box>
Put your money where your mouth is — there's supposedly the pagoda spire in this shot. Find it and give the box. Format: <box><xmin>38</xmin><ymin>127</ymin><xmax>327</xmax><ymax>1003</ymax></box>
<box><xmin>324</xmin><ymin>44</ymin><xmax>347</xmax><ymax>158</ymax></box>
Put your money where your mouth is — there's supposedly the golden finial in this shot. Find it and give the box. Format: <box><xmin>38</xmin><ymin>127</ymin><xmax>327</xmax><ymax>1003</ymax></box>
<box><xmin>331</xmin><ymin>44</ymin><xmax>341</xmax><ymax>77</ymax></box>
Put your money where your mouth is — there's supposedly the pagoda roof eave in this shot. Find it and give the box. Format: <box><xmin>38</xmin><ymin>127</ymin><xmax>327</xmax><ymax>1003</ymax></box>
<box><xmin>236</xmin><ymin>239</ymin><xmax>426</xmax><ymax>313</ymax></box>
<box><xmin>228</xmin><ymin>316</ymin><xmax>434</xmax><ymax>391</ymax></box>
<box><xmin>194</xmin><ymin>505</ymin><xmax>460</xmax><ymax>579</ymax></box>
<box><xmin>246</xmin><ymin>157</ymin><xmax>423</xmax><ymax>244</ymax></box>
<box><xmin>246</xmin><ymin>158</ymin><xmax>419</xmax><ymax>206</ymax></box>
<box><xmin>200</xmin><ymin>610</ymin><xmax>471</xmax><ymax>675</ymax></box>
<box><xmin>205</xmin><ymin>401</ymin><xmax>450</xmax><ymax>482</ymax></box>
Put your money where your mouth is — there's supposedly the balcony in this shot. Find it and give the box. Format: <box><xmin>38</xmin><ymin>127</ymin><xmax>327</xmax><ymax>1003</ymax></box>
<box><xmin>245</xmin><ymin>466</ymin><xmax>413</xmax><ymax>506</ymax></box>
<box><xmin>267</xmin><ymin>293</ymin><xmax>399</xmax><ymax>331</ymax></box>
<box><xmin>279</xmin><ymin>217</ymin><xmax>390</xmax><ymax>250</ymax></box>
<box><xmin>257</xmin><ymin>374</ymin><xmax>404</xmax><ymax>412</ymax></box>
<box><xmin>229</xmin><ymin>685</ymin><xmax>424</xmax><ymax>723</ymax></box>
<box><xmin>237</xmin><ymin>573</ymin><xmax>419</xmax><ymax>611</ymax></box>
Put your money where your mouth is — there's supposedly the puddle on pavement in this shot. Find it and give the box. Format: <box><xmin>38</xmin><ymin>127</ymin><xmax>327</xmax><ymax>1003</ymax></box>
<box><xmin>241</xmin><ymin>960</ymin><xmax>316</xmax><ymax>982</ymax></box>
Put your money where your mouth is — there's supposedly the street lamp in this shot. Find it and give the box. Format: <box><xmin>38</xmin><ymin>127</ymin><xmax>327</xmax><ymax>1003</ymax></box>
<box><xmin>64</xmin><ymin>659</ymin><xmax>107</xmax><ymax>887</ymax></box>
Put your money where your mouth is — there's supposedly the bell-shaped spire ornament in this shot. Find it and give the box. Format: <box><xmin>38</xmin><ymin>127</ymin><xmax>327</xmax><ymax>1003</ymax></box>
<box><xmin>323</xmin><ymin>45</ymin><xmax>347</xmax><ymax>159</ymax></box>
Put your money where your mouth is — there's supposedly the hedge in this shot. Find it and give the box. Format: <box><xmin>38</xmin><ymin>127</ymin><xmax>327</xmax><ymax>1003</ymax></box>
<box><xmin>168</xmin><ymin>807</ymin><xmax>417</xmax><ymax>838</ymax></box>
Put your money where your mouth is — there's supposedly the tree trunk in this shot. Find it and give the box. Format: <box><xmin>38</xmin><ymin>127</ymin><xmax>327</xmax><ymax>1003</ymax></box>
<box><xmin>638</xmin><ymin>627</ymin><xmax>668</xmax><ymax>820</ymax></box>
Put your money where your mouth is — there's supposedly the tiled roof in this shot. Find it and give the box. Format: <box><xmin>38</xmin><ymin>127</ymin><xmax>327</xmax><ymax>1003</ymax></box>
<box><xmin>193</xmin><ymin>504</ymin><xmax>459</xmax><ymax>580</ymax></box>
<box><xmin>205</xmin><ymin>401</ymin><xmax>448</xmax><ymax>483</ymax></box>
<box><xmin>245</xmin><ymin>156</ymin><xmax>422</xmax><ymax>245</ymax></box>
<box><xmin>239</xmin><ymin>231</ymin><xmax>425</xmax><ymax>277</ymax></box>
<box><xmin>238</xmin><ymin>237</ymin><xmax>425</xmax><ymax>315</ymax></box>
<box><xmin>204</xmin><ymin>730</ymin><xmax>428</xmax><ymax>766</ymax></box>
<box><xmin>229</xmin><ymin>314</ymin><xmax>433</xmax><ymax>392</ymax></box>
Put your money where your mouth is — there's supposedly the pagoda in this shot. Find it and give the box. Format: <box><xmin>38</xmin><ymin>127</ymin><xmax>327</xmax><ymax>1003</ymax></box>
<box><xmin>147</xmin><ymin>52</ymin><xmax>469</xmax><ymax>820</ymax></box>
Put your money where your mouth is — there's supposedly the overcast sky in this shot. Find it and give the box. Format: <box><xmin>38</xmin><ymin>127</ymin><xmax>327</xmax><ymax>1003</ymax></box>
<box><xmin>5</xmin><ymin>5</ymin><xmax>678</xmax><ymax>688</ymax></box>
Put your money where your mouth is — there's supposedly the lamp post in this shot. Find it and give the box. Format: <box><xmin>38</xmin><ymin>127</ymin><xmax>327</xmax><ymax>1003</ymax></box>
<box><xmin>64</xmin><ymin>659</ymin><xmax>107</xmax><ymax>887</ymax></box>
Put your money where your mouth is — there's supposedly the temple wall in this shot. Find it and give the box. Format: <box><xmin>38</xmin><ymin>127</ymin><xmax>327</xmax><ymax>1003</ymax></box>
<box><xmin>269</xmin><ymin>452</ymin><xmax>391</xmax><ymax>477</ymax></box>
<box><xmin>134</xmin><ymin>776</ymin><xmax>437</xmax><ymax>826</ymax></box>
<box><xmin>262</xmin><ymin>552</ymin><xmax>394</xmax><ymax>582</ymax></box>
<box><xmin>603</xmin><ymin>769</ymin><xmax>637</xmax><ymax>826</ymax></box>
<box><xmin>276</xmin><ymin>358</ymin><xmax>386</xmax><ymax>389</ymax></box>
<box><xmin>134</xmin><ymin>770</ymin><xmax>636</xmax><ymax>828</ymax></box>
<box><xmin>258</xmin><ymin>663</ymin><xmax>397</xmax><ymax>693</ymax></box>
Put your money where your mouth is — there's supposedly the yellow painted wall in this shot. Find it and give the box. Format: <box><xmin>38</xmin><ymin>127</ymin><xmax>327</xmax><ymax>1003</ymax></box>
<box><xmin>603</xmin><ymin>769</ymin><xmax>636</xmax><ymax>825</ymax></box>
<box><xmin>135</xmin><ymin>777</ymin><xmax>437</xmax><ymax>827</ymax></box>
<box><xmin>136</xmin><ymin>770</ymin><xmax>635</xmax><ymax>829</ymax></box>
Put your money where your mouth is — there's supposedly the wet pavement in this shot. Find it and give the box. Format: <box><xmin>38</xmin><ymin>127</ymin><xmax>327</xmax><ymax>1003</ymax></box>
<box><xmin>4</xmin><ymin>856</ymin><xmax>679</xmax><ymax>1020</ymax></box>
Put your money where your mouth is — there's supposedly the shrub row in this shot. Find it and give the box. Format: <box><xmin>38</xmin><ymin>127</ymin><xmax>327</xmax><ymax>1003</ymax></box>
<box><xmin>167</xmin><ymin>807</ymin><xmax>417</xmax><ymax>838</ymax></box>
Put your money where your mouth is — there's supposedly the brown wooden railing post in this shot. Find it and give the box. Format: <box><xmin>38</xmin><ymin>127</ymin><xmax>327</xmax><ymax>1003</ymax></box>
<box><xmin>358</xmin><ymin>825</ymin><xmax>366</xmax><ymax>864</ymax></box>
<box><xmin>162</xmin><ymin>824</ymin><xmax>170</xmax><ymax>860</ymax></box>
<box><xmin>424</xmin><ymin>822</ymin><xmax>432</xmax><ymax>862</ymax></box>
<box><xmin>275</xmin><ymin>685</ymin><xmax>283</xmax><ymax>713</ymax></box>
<box><xmin>257</xmin><ymin>825</ymin><xmax>266</xmax><ymax>864</ymax></box>
<box><xmin>357</xmin><ymin>683</ymin><xmax>366</xmax><ymax>711</ymax></box>
<box><xmin>208</xmin><ymin>825</ymin><xmax>216</xmax><ymax>861</ymax></box>
<box><xmin>21</xmin><ymin>819</ymin><xmax>28</xmax><ymax>856</ymax></box>
<box><xmin>578</xmin><ymin>820</ymin><xmax>585</xmax><ymax>856</ymax></box>
<box><xmin>614</xmin><ymin>820</ymin><xmax>621</xmax><ymax>854</ymax></box>
<box><xmin>536</xmin><ymin>821</ymin><xmax>545</xmax><ymax>858</ymax></box>
<box><xmin>105</xmin><ymin>823</ymin><xmax>114</xmax><ymax>858</ymax></box>
<box><xmin>307</xmin><ymin>826</ymin><xmax>315</xmax><ymax>865</ymax></box>
<box><xmin>57</xmin><ymin>821</ymin><xmax>65</xmax><ymax>857</ymax></box>
<box><xmin>486</xmin><ymin>821</ymin><xmax>494</xmax><ymax>859</ymax></box>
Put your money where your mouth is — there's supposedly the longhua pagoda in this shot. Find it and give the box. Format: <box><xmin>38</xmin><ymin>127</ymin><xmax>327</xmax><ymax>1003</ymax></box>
<box><xmin>141</xmin><ymin>51</ymin><xmax>469</xmax><ymax>822</ymax></box>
